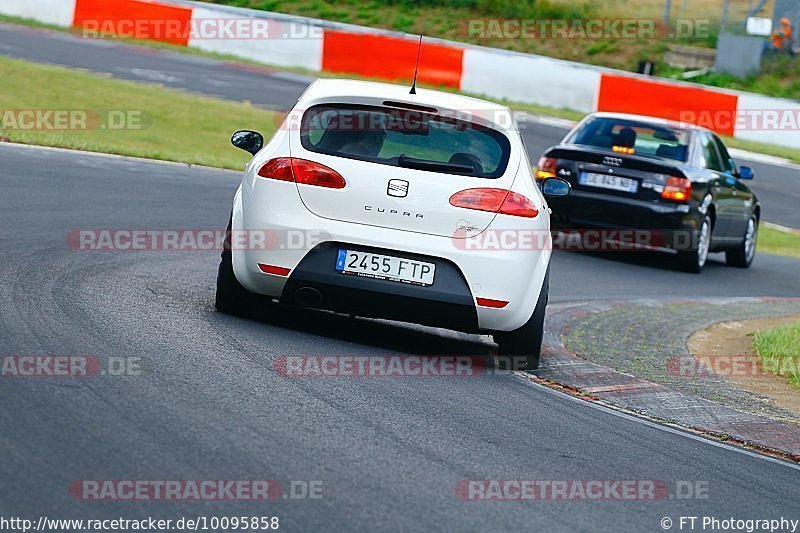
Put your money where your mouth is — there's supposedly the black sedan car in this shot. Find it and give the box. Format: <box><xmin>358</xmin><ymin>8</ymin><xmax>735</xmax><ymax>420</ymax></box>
<box><xmin>537</xmin><ymin>112</ymin><xmax>760</xmax><ymax>272</ymax></box>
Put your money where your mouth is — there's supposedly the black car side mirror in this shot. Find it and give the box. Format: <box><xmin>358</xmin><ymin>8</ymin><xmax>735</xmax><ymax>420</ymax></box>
<box><xmin>738</xmin><ymin>165</ymin><xmax>754</xmax><ymax>180</ymax></box>
<box><xmin>231</xmin><ymin>130</ymin><xmax>264</xmax><ymax>155</ymax></box>
<box><xmin>541</xmin><ymin>177</ymin><xmax>571</xmax><ymax>196</ymax></box>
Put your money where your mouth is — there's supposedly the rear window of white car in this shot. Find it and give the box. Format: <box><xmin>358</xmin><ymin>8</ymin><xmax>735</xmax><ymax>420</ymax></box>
<box><xmin>300</xmin><ymin>104</ymin><xmax>511</xmax><ymax>178</ymax></box>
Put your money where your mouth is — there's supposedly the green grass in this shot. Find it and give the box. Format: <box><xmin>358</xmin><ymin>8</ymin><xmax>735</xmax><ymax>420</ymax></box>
<box><xmin>0</xmin><ymin>55</ymin><xmax>277</xmax><ymax>169</ymax></box>
<box><xmin>758</xmin><ymin>225</ymin><xmax>800</xmax><ymax>258</ymax></box>
<box><xmin>753</xmin><ymin>321</ymin><xmax>800</xmax><ymax>388</ymax></box>
<box><xmin>723</xmin><ymin>137</ymin><xmax>800</xmax><ymax>164</ymax></box>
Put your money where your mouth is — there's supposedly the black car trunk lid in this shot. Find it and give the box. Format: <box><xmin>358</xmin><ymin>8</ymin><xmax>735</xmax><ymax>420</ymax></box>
<box><xmin>546</xmin><ymin>146</ymin><xmax>687</xmax><ymax>201</ymax></box>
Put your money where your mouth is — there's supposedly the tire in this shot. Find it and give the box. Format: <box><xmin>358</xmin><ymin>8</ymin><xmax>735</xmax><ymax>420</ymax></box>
<box><xmin>726</xmin><ymin>214</ymin><xmax>758</xmax><ymax>268</ymax></box>
<box><xmin>215</xmin><ymin>215</ymin><xmax>258</xmax><ymax>316</ymax></box>
<box><xmin>676</xmin><ymin>214</ymin><xmax>711</xmax><ymax>273</ymax></box>
<box><xmin>495</xmin><ymin>267</ymin><xmax>549</xmax><ymax>371</ymax></box>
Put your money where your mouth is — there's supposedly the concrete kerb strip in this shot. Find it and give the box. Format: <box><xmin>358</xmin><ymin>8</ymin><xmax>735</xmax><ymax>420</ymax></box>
<box><xmin>529</xmin><ymin>297</ymin><xmax>800</xmax><ymax>461</ymax></box>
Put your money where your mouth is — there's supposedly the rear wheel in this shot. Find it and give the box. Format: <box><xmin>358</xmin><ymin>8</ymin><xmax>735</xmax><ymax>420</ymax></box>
<box><xmin>676</xmin><ymin>215</ymin><xmax>711</xmax><ymax>273</ymax></box>
<box><xmin>726</xmin><ymin>214</ymin><xmax>758</xmax><ymax>268</ymax></box>
<box><xmin>495</xmin><ymin>268</ymin><xmax>549</xmax><ymax>371</ymax></box>
<box><xmin>215</xmin><ymin>216</ymin><xmax>258</xmax><ymax>316</ymax></box>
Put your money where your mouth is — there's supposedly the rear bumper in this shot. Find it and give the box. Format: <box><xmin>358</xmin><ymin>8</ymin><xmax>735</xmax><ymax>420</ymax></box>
<box><xmin>547</xmin><ymin>190</ymin><xmax>700</xmax><ymax>251</ymax></box>
<box><xmin>280</xmin><ymin>242</ymin><xmax>479</xmax><ymax>332</ymax></box>
<box><xmin>230</xmin><ymin>184</ymin><xmax>551</xmax><ymax>332</ymax></box>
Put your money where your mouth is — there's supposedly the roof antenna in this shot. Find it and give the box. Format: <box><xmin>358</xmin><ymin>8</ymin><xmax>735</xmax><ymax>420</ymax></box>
<box><xmin>410</xmin><ymin>35</ymin><xmax>422</xmax><ymax>95</ymax></box>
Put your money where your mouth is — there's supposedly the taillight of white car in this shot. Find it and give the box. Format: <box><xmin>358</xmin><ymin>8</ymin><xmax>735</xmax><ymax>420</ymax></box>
<box><xmin>258</xmin><ymin>157</ymin><xmax>347</xmax><ymax>189</ymax></box>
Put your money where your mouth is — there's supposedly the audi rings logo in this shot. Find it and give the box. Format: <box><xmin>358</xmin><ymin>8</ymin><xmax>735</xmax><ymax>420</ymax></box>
<box><xmin>603</xmin><ymin>156</ymin><xmax>623</xmax><ymax>166</ymax></box>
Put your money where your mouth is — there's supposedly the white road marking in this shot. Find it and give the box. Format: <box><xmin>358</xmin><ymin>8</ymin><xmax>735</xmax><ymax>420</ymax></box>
<box><xmin>123</xmin><ymin>67</ymin><xmax>181</xmax><ymax>84</ymax></box>
<box><xmin>515</xmin><ymin>112</ymin><xmax>576</xmax><ymax>130</ymax></box>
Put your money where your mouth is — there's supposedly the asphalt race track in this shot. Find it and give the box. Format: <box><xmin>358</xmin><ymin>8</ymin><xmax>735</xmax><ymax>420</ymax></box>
<box><xmin>2</xmin><ymin>21</ymin><xmax>800</xmax><ymax>532</ymax></box>
<box><xmin>1</xmin><ymin>144</ymin><xmax>799</xmax><ymax>531</ymax></box>
<box><xmin>0</xmin><ymin>21</ymin><xmax>799</xmax><ymax>228</ymax></box>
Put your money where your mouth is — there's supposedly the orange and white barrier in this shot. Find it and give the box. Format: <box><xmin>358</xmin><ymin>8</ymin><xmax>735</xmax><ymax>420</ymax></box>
<box><xmin>188</xmin><ymin>6</ymin><xmax>323</xmax><ymax>70</ymax></box>
<box><xmin>322</xmin><ymin>30</ymin><xmax>463</xmax><ymax>88</ymax></box>
<box><xmin>461</xmin><ymin>47</ymin><xmax>600</xmax><ymax>112</ymax></box>
<box><xmin>0</xmin><ymin>0</ymin><xmax>77</xmax><ymax>27</ymax></box>
<box><xmin>2</xmin><ymin>0</ymin><xmax>799</xmax><ymax>148</ymax></box>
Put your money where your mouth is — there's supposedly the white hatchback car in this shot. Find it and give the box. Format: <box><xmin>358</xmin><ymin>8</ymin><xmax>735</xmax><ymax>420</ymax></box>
<box><xmin>217</xmin><ymin>79</ymin><xmax>569</xmax><ymax>369</ymax></box>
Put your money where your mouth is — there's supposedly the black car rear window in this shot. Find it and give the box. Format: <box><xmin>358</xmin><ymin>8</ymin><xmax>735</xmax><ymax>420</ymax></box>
<box><xmin>300</xmin><ymin>104</ymin><xmax>511</xmax><ymax>178</ymax></box>
<box><xmin>569</xmin><ymin>117</ymin><xmax>691</xmax><ymax>162</ymax></box>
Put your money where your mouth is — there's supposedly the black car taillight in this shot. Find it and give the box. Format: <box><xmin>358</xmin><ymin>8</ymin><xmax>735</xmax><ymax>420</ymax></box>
<box><xmin>661</xmin><ymin>177</ymin><xmax>692</xmax><ymax>203</ymax></box>
<box><xmin>535</xmin><ymin>156</ymin><xmax>557</xmax><ymax>180</ymax></box>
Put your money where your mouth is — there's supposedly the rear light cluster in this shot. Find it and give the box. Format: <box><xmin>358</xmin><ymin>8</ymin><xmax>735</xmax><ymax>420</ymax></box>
<box><xmin>535</xmin><ymin>156</ymin><xmax>557</xmax><ymax>179</ymax></box>
<box><xmin>258</xmin><ymin>158</ymin><xmax>346</xmax><ymax>189</ymax></box>
<box><xmin>661</xmin><ymin>176</ymin><xmax>692</xmax><ymax>203</ymax></box>
<box><xmin>449</xmin><ymin>188</ymin><xmax>539</xmax><ymax>218</ymax></box>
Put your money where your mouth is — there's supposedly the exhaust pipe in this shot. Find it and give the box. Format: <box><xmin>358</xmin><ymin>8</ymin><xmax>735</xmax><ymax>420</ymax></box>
<box><xmin>295</xmin><ymin>286</ymin><xmax>323</xmax><ymax>307</ymax></box>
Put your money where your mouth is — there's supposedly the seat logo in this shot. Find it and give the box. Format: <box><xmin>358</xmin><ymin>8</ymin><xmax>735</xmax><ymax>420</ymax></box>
<box><xmin>387</xmin><ymin>179</ymin><xmax>409</xmax><ymax>198</ymax></box>
<box><xmin>602</xmin><ymin>156</ymin><xmax>622</xmax><ymax>167</ymax></box>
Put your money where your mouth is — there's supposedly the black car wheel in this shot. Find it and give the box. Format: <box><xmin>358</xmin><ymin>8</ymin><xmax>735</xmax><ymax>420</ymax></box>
<box><xmin>677</xmin><ymin>215</ymin><xmax>711</xmax><ymax>273</ymax></box>
<box><xmin>726</xmin><ymin>214</ymin><xmax>758</xmax><ymax>268</ymax></box>
<box><xmin>215</xmin><ymin>215</ymin><xmax>259</xmax><ymax>316</ymax></box>
<box><xmin>495</xmin><ymin>268</ymin><xmax>549</xmax><ymax>371</ymax></box>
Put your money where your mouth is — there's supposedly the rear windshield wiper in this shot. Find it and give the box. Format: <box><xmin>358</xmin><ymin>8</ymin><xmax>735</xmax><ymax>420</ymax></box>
<box><xmin>398</xmin><ymin>154</ymin><xmax>475</xmax><ymax>174</ymax></box>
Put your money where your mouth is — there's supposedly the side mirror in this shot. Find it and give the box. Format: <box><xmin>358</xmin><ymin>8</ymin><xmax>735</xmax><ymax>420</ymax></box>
<box><xmin>541</xmin><ymin>177</ymin><xmax>571</xmax><ymax>197</ymax></box>
<box><xmin>738</xmin><ymin>165</ymin><xmax>754</xmax><ymax>180</ymax></box>
<box><xmin>231</xmin><ymin>130</ymin><xmax>264</xmax><ymax>155</ymax></box>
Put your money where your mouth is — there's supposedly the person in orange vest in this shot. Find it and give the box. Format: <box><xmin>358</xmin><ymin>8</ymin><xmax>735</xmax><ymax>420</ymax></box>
<box><xmin>770</xmin><ymin>17</ymin><xmax>794</xmax><ymax>56</ymax></box>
